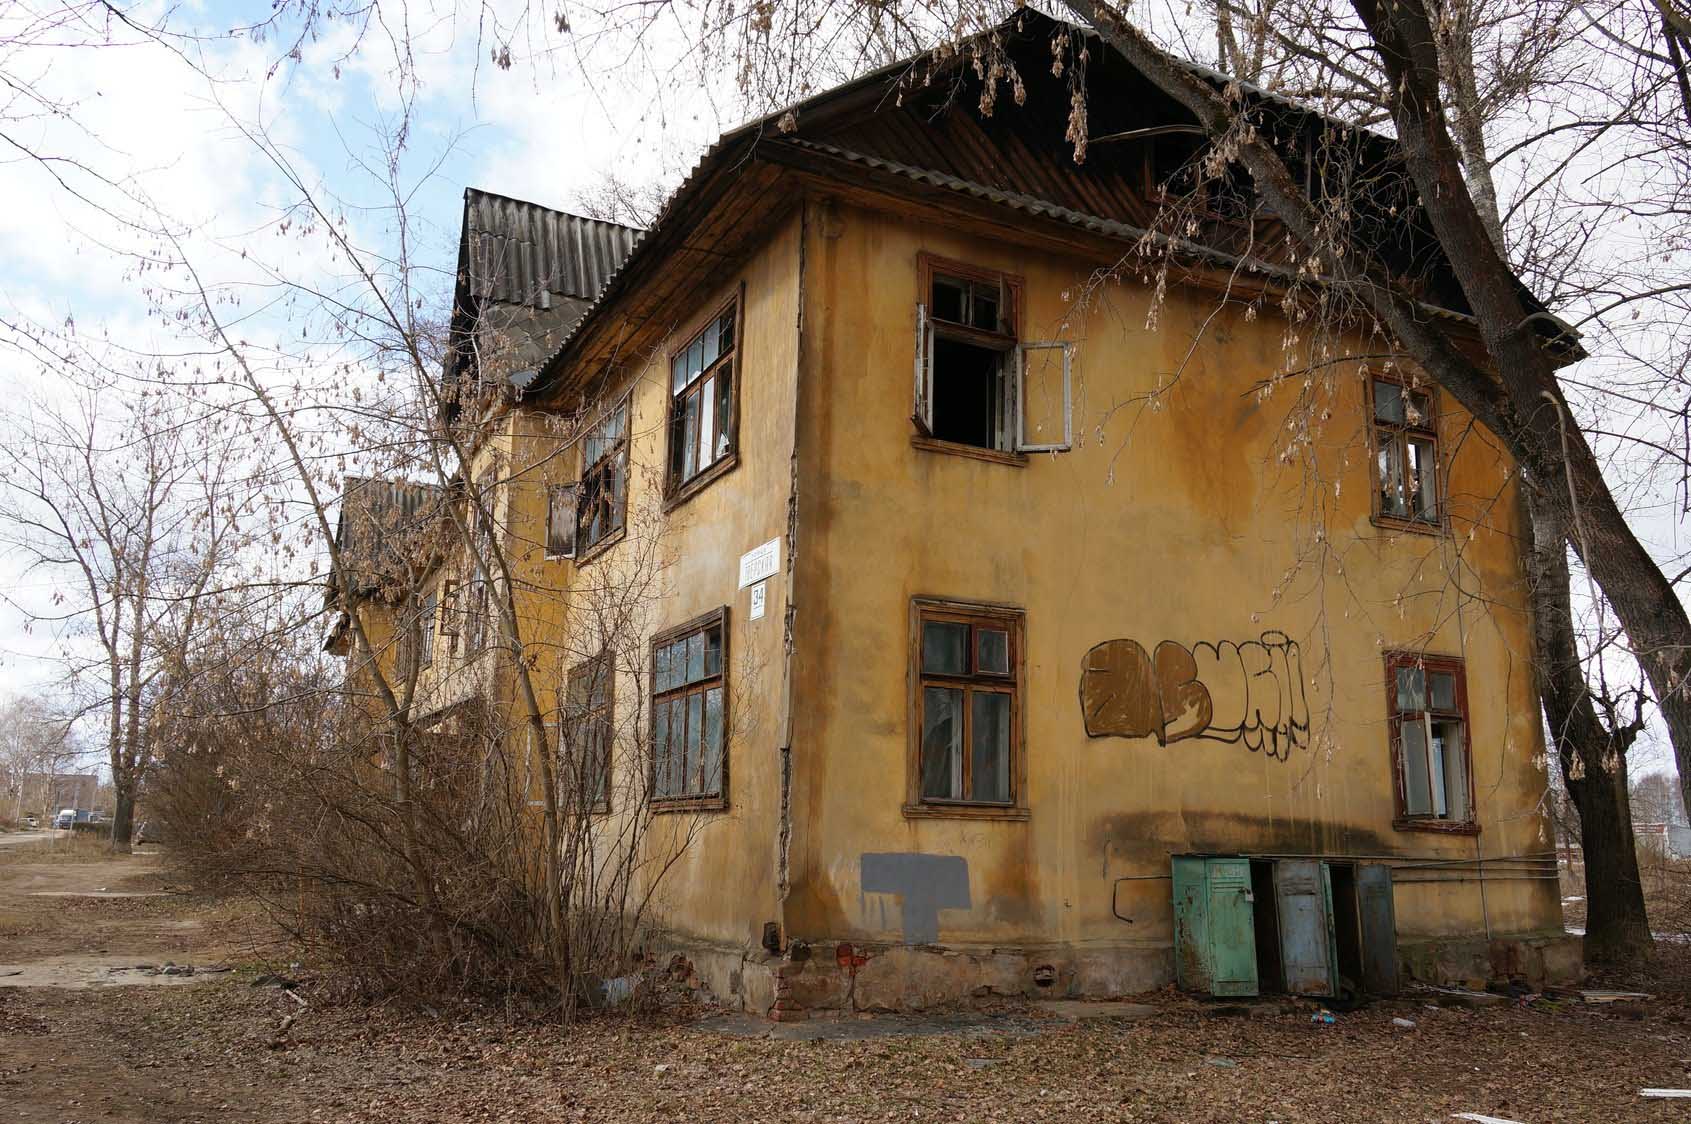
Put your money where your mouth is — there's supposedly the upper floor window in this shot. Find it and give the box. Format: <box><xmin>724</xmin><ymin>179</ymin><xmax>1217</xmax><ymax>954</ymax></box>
<box><xmin>668</xmin><ymin>299</ymin><xmax>738</xmax><ymax>495</ymax></box>
<box><xmin>914</xmin><ymin>256</ymin><xmax>1070</xmax><ymax>456</ymax></box>
<box><xmin>1386</xmin><ymin>652</ymin><xmax>1473</xmax><ymax>829</ymax></box>
<box><xmin>417</xmin><ymin>590</ymin><xmax>437</xmax><ymax>669</ymax></box>
<box><xmin>911</xmin><ymin>598</ymin><xmax>1024</xmax><ymax>813</ymax></box>
<box><xmin>650</xmin><ymin>608</ymin><xmax>728</xmax><ymax>807</ymax></box>
<box><xmin>548</xmin><ymin>399</ymin><xmax>630</xmax><ymax>560</ymax></box>
<box><xmin>1371</xmin><ymin>377</ymin><xmax>1439</xmax><ymax>527</ymax></box>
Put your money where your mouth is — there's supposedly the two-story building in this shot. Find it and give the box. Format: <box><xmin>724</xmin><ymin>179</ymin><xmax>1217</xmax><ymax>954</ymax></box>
<box><xmin>337</xmin><ymin>11</ymin><xmax>1579</xmax><ymax>1016</ymax></box>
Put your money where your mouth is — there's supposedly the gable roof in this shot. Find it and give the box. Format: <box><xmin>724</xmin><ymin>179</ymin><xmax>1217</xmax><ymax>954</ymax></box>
<box><xmin>461</xmin><ymin>188</ymin><xmax>641</xmax><ymax>312</ymax></box>
<box><xmin>523</xmin><ymin>10</ymin><xmax>1576</xmax><ymax>405</ymax></box>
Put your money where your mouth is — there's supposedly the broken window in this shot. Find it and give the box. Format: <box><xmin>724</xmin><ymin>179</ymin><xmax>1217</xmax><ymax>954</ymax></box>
<box><xmin>650</xmin><ymin>608</ymin><xmax>728</xmax><ymax>804</ymax></box>
<box><xmin>439</xmin><ymin>579</ymin><xmax>459</xmax><ymax>657</ymax></box>
<box><xmin>563</xmin><ymin>653</ymin><xmax>613</xmax><ymax>812</ymax></box>
<box><xmin>912</xmin><ymin>600</ymin><xmax>1022</xmax><ymax>807</ymax></box>
<box><xmin>1371</xmin><ymin>378</ymin><xmax>1439</xmax><ymax>525</ymax></box>
<box><xmin>668</xmin><ymin>300</ymin><xmax>738</xmax><ymax>493</ymax></box>
<box><xmin>1387</xmin><ymin>653</ymin><xmax>1472</xmax><ymax>826</ymax></box>
<box><xmin>577</xmin><ymin>400</ymin><xmax>629</xmax><ymax>554</ymax></box>
<box><xmin>914</xmin><ymin>257</ymin><xmax>1071</xmax><ymax>454</ymax></box>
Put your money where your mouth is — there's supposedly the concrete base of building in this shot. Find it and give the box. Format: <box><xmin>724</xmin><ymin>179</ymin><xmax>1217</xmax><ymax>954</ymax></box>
<box><xmin>1397</xmin><ymin>930</ymin><xmax>1584</xmax><ymax>991</ymax></box>
<box><xmin>659</xmin><ymin>929</ymin><xmax>1584</xmax><ymax>1018</ymax></box>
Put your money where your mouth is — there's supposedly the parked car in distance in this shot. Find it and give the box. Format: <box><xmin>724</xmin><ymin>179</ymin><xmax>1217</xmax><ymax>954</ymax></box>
<box><xmin>88</xmin><ymin>811</ymin><xmax>105</xmax><ymax>825</ymax></box>
<box><xmin>24</xmin><ymin>814</ymin><xmax>38</xmax><ymax>829</ymax></box>
<box><xmin>134</xmin><ymin>820</ymin><xmax>164</xmax><ymax>844</ymax></box>
<box><xmin>55</xmin><ymin>808</ymin><xmax>76</xmax><ymax>830</ymax></box>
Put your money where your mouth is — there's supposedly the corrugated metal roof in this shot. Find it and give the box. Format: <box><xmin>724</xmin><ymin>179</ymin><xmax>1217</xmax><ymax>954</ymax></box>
<box><xmin>330</xmin><ymin>476</ymin><xmax>446</xmax><ymax>597</ymax></box>
<box><xmin>462</xmin><ymin>188</ymin><xmax>641</xmax><ymax>309</ymax></box>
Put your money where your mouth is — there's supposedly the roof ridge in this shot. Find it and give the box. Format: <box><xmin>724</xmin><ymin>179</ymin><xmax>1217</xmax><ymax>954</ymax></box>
<box><xmin>463</xmin><ymin>185</ymin><xmax>645</xmax><ymax>235</ymax></box>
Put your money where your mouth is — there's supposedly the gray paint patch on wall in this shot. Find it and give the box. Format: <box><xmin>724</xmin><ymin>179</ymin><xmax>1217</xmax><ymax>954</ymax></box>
<box><xmin>860</xmin><ymin>852</ymin><xmax>971</xmax><ymax>945</ymax></box>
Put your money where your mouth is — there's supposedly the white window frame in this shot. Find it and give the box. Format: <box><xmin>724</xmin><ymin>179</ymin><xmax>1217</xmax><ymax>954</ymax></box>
<box><xmin>1015</xmin><ymin>340</ymin><xmax>1073</xmax><ymax>452</ymax></box>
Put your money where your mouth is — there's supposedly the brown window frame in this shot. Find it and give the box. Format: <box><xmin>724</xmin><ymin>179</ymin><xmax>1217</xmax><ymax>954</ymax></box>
<box><xmin>417</xmin><ymin>590</ymin><xmax>437</xmax><ymax>669</ymax></box>
<box><xmin>648</xmin><ymin>607</ymin><xmax>730</xmax><ymax>811</ymax></box>
<box><xmin>1385</xmin><ymin>651</ymin><xmax>1478</xmax><ymax>834</ymax></box>
<box><xmin>905</xmin><ymin>597</ymin><xmax>1028</xmax><ymax>821</ymax></box>
<box><xmin>439</xmin><ymin>579</ymin><xmax>460</xmax><ymax>657</ymax></box>
<box><xmin>1369</xmin><ymin>374</ymin><xmax>1442</xmax><ymax>533</ymax></box>
<box><xmin>575</xmin><ymin>397</ymin><xmax>630</xmax><ymax>558</ymax></box>
<box><xmin>561</xmin><ymin>652</ymin><xmax>614</xmax><ymax>814</ymax></box>
<box><xmin>913</xmin><ymin>254</ymin><xmax>1029</xmax><ymax>464</ymax></box>
<box><xmin>665</xmin><ymin>292</ymin><xmax>742</xmax><ymax>505</ymax></box>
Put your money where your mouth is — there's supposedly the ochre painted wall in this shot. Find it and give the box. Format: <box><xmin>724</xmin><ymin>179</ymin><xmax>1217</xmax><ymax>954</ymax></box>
<box><xmin>784</xmin><ymin>198</ymin><xmax>1560</xmax><ymax>959</ymax></box>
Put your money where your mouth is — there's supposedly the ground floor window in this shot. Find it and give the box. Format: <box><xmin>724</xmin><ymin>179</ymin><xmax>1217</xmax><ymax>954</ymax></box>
<box><xmin>1386</xmin><ymin>651</ymin><xmax>1473</xmax><ymax>827</ymax></box>
<box><xmin>911</xmin><ymin>598</ymin><xmax>1023</xmax><ymax>810</ymax></box>
<box><xmin>650</xmin><ymin>608</ymin><xmax>728</xmax><ymax>805</ymax></box>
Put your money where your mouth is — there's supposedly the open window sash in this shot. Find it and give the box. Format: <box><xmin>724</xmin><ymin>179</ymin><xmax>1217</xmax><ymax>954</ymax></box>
<box><xmin>913</xmin><ymin>303</ymin><xmax>935</xmax><ymax>434</ymax></box>
<box><xmin>1015</xmin><ymin>340</ymin><xmax>1073</xmax><ymax>452</ymax></box>
<box><xmin>546</xmin><ymin>482</ymin><xmax>578</xmax><ymax>558</ymax></box>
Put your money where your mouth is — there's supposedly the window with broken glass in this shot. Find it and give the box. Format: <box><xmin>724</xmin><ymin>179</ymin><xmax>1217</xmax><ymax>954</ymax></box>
<box><xmin>576</xmin><ymin>400</ymin><xmax>629</xmax><ymax>554</ymax></box>
<box><xmin>913</xmin><ymin>256</ymin><xmax>1071</xmax><ymax>455</ymax></box>
<box><xmin>1371</xmin><ymin>378</ymin><xmax>1439</xmax><ymax>526</ymax></box>
<box><xmin>667</xmin><ymin>299</ymin><xmax>738</xmax><ymax>495</ymax></box>
<box><xmin>650</xmin><ymin>609</ymin><xmax>728</xmax><ymax>805</ymax></box>
<box><xmin>1386</xmin><ymin>653</ymin><xmax>1473</xmax><ymax>828</ymax></box>
<box><xmin>562</xmin><ymin>653</ymin><xmax>613</xmax><ymax>812</ymax></box>
<box><xmin>913</xmin><ymin>601</ymin><xmax>1022</xmax><ymax>809</ymax></box>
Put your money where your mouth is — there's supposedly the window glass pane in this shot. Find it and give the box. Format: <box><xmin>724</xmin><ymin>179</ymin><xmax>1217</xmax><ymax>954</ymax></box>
<box><xmin>684</xmin><ymin>692</ymin><xmax>704</xmax><ymax>795</ymax></box>
<box><xmin>703</xmin><ymin>686</ymin><xmax>724</xmax><ymax>794</ymax></box>
<box><xmin>1436</xmin><ymin>720</ymin><xmax>1468</xmax><ymax>820</ymax></box>
<box><xmin>682</xmin><ymin>392</ymin><xmax>699</xmax><ymax>481</ymax></box>
<box><xmin>699</xmin><ymin>375</ymin><xmax>716</xmax><ymax>469</ymax></box>
<box><xmin>686</xmin><ymin>336</ymin><xmax>704</xmax><ymax>383</ymax></box>
<box><xmin>704</xmin><ymin>624</ymin><xmax>722</xmax><ymax>677</ymax></box>
<box><xmin>669</xmin><ymin>407</ymin><xmax>687</xmax><ymax>479</ymax></box>
<box><xmin>1429</xmin><ymin>671</ymin><xmax>1457</xmax><ymax>712</ymax></box>
<box><xmin>932</xmin><ymin>276</ymin><xmax>967</xmax><ymax>324</ymax></box>
<box><xmin>718</xmin><ymin>309</ymin><xmax>735</xmax><ymax>353</ymax></box>
<box><xmin>1428</xmin><ymin>724</ymin><xmax>1449</xmax><ymax>817</ymax></box>
<box><xmin>922</xmin><ymin>620</ymin><xmax>968</xmax><ymax>675</ymax></box>
<box><xmin>971</xmin><ymin>284</ymin><xmax>999</xmax><ymax>332</ymax></box>
<box><xmin>686</xmin><ymin>632</ymin><xmax>705</xmax><ymax>684</ymax></box>
<box><xmin>1396</xmin><ymin>666</ymin><xmax>1426</xmax><ymax>712</ymax></box>
<box><xmin>1409</xmin><ymin>437</ymin><xmax>1437</xmax><ymax>520</ymax></box>
<box><xmin>715</xmin><ymin>366</ymin><xmax>733</xmax><ymax>459</ymax></box>
<box><xmin>1405</xmin><ymin>390</ymin><xmax>1431</xmax><ymax>427</ymax></box>
<box><xmin>975</xmin><ymin>628</ymin><xmax>1010</xmax><ymax>676</ymax></box>
<box><xmin>655</xmin><ymin>644</ymin><xmax>672</xmax><ymax>694</ymax></box>
<box><xmin>1378</xmin><ymin>441</ymin><xmax>1408</xmax><ymax>517</ymax></box>
<box><xmin>701</xmin><ymin>320</ymin><xmax>719</xmax><ymax>368</ymax></box>
<box><xmin>970</xmin><ymin>691</ymin><xmax>1011</xmax><ymax>803</ymax></box>
<box><xmin>1373</xmin><ymin>381</ymin><xmax>1405</xmax><ymax>423</ymax></box>
<box><xmin>672</xmin><ymin>353</ymin><xmax>688</xmax><ymax>394</ymax></box>
<box><xmin>920</xmin><ymin>686</ymin><xmax>964</xmax><ymax>800</ymax></box>
<box><xmin>1402</xmin><ymin>720</ymin><xmax>1432</xmax><ymax>815</ymax></box>
<box><xmin>653</xmin><ymin>702</ymin><xmax>671</xmax><ymax>797</ymax></box>
<box><xmin>668</xmin><ymin>697</ymin><xmax>685</xmax><ymax>795</ymax></box>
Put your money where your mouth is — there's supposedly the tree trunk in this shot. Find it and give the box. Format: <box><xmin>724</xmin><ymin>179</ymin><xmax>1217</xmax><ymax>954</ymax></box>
<box><xmin>111</xmin><ymin>774</ymin><xmax>136</xmax><ymax>851</ymax></box>
<box><xmin>1527</xmin><ymin>496</ymin><xmax>1653</xmax><ymax>963</ymax></box>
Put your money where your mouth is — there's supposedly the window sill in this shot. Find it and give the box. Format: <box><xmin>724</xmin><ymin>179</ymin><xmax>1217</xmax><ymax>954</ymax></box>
<box><xmin>1372</xmin><ymin>513</ymin><xmax>1444</xmax><ymax>538</ymax></box>
<box><xmin>910</xmin><ymin>435</ymin><xmax>1027</xmax><ymax>467</ymax></box>
<box><xmin>902</xmin><ymin>802</ymin><xmax>1029</xmax><ymax>822</ymax></box>
<box><xmin>664</xmin><ymin>451</ymin><xmax>740</xmax><ymax>512</ymax></box>
<box><xmin>651</xmin><ymin>795</ymin><xmax>729</xmax><ymax>815</ymax></box>
<box><xmin>1393</xmin><ymin>817</ymin><xmax>1480</xmax><ymax>836</ymax></box>
<box><xmin>573</xmin><ymin>526</ymin><xmax>627</xmax><ymax>567</ymax></box>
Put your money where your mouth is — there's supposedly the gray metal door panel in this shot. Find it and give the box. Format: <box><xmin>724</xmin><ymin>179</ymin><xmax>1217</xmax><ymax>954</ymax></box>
<box><xmin>1275</xmin><ymin>859</ymin><xmax>1336</xmax><ymax>997</ymax></box>
<box><xmin>1357</xmin><ymin>862</ymin><xmax>1399</xmax><ymax>996</ymax></box>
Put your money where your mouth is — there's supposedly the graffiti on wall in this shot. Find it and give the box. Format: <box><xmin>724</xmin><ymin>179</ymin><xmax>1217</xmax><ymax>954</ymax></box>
<box><xmin>1079</xmin><ymin>631</ymin><xmax>1309</xmax><ymax>760</ymax></box>
<box><xmin>860</xmin><ymin>852</ymin><xmax>971</xmax><ymax>945</ymax></box>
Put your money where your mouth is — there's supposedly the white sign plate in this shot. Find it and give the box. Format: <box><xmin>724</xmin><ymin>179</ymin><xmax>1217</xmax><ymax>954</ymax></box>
<box><xmin>749</xmin><ymin>581</ymin><xmax>767</xmax><ymax>621</ymax></box>
<box><xmin>738</xmin><ymin>537</ymin><xmax>782</xmax><ymax>589</ymax></box>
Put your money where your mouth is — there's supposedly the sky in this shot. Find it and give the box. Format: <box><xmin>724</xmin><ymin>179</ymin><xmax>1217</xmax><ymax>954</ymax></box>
<box><xmin>0</xmin><ymin>0</ymin><xmax>1685</xmax><ymax>784</ymax></box>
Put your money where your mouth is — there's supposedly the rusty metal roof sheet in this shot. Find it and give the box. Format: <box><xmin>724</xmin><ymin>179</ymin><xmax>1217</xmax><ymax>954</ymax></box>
<box><xmin>462</xmin><ymin>188</ymin><xmax>641</xmax><ymax>310</ymax></box>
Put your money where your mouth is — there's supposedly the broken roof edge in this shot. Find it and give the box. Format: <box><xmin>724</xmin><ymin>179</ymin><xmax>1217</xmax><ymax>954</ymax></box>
<box><xmin>526</xmin><ymin>9</ymin><xmax>1581</xmax><ymax>401</ymax></box>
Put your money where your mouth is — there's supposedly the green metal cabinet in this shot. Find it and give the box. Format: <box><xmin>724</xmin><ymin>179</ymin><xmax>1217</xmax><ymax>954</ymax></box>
<box><xmin>1172</xmin><ymin>856</ymin><xmax>1259</xmax><ymax>997</ymax></box>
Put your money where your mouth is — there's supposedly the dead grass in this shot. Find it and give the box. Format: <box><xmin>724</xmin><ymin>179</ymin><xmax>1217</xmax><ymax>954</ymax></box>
<box><xmin>0</xmin><ymin>834</ymin><xmax>127</xmax><ymax>865</ymax></box>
